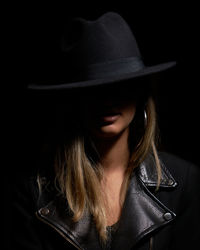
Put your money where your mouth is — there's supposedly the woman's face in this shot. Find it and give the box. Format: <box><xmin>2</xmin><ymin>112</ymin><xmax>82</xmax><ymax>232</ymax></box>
<box><xmin>81</xmin><ymin>84</ymin><xmax>137</xmax><ymax>139</ymax></box>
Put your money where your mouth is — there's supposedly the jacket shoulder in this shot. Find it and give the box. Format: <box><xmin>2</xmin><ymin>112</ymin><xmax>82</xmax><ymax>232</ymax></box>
<box><xmin>159</xmin><ymin>151</ymin><xmax>200</xmax><ymax>175</ymax></box>
<box><xmin>158</xmin><ymin>151</ymin><xmax>200</xmax><ymax>191</ymax></box>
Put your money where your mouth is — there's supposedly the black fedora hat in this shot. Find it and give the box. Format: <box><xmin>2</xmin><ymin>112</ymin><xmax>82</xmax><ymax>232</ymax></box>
<box><xmin>28</xmin><ymin>12</ymin><xmax>176</xmax><ymax>91</ymax></box>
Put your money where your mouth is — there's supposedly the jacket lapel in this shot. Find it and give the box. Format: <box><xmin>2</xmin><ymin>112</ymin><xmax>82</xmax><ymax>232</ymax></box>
<box><xmin>36</xmin><ymin>154</ymin><xmax>177</xmax><ymax>250</ymax></box>
<box><xmin>111</xmin><ymin>169</ymin><xmax>176</xmax><ymax>249</ymax></box>
<box><xmin>36</xmin><ymin>197</ymin><xmax>101</xmax><ymax>250</ymax></box>
<box><xmin>138</xmin><ymin>154</ymin><xmax>177</xmax><ymax>189</ymax></box>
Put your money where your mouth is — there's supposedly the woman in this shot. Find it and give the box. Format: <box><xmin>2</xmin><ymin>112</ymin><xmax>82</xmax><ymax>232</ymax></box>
<box><xmin>12</xmin><ymin>12</ymin><xmax>200</xmax><ymax>250</ymax></box>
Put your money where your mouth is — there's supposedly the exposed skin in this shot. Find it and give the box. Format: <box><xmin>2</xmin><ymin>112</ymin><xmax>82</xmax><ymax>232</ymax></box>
<box><xmin>82</xmin><ymin>85</ymin><xmax>137</xmax><ymax>225</ymax></box>
<box><xmin>82</xmin><ymin>85</ymin><xmax>136</xmax><ymax>138</ymax></box>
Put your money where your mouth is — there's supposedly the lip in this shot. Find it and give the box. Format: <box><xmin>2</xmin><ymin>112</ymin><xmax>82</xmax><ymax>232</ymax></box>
<box><xmin>98</xmin><ymin>113</ymin><xmax>121</xmax><ymax>124</ymax></box>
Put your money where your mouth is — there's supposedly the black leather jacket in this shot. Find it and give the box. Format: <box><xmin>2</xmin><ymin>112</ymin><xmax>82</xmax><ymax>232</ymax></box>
<box><xmin>11</xmin><ymin>152</ymin><xmax>200</xmax><ymax>250</ymax></box>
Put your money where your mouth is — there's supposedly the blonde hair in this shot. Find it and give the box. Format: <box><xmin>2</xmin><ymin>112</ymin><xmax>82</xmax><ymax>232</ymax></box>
<box><xmin>53</xmin><ymin>95</ymin><xmax>161</xmax><ymax>243</ymax></box>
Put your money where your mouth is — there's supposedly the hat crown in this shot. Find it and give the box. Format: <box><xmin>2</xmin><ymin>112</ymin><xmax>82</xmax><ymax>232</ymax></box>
<box><xmin>28</xmin><ymin>12</ymin><xmax>175</xmax><ymax>90</ymax></box>
<box><xmin>61</xmin><ymin>12</ymin><xmax>141</xmax><ymax>67</ymax></box>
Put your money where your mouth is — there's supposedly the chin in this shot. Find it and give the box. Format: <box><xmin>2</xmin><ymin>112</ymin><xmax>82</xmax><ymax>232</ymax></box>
<box><xmin>93</xmin><ymin>124</ymin><xmax>126</xmax><ymax>138</ymax></box>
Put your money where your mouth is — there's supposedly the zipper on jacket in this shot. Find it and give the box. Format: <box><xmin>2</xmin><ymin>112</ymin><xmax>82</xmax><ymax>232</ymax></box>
<box><xmin>35</xmin><ymin>212</ymin><xmax>82</xmax><ymax>250</ymax></box>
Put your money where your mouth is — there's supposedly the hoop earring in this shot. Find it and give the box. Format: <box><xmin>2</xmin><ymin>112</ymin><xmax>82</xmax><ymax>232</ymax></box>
<box><xmin>144</xmin><ymin>110</ymin><xmax>147</xmax><ymax>127</ymax></box>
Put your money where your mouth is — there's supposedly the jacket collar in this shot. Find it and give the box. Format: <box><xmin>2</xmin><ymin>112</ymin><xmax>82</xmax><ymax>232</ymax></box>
<box><xmin>36</xmin><ymin>154</ymin><xmax>177</xmax><ymax>250</ymax></box>
<box><xmin>138</xmin><ymin>154</ymin><xmax>178</xmax><ymax>188</ymax></box>
<box><xmin>111</xmin><ymin>166</ymin><xmax>177</xmax><ymax>249</ymax></box>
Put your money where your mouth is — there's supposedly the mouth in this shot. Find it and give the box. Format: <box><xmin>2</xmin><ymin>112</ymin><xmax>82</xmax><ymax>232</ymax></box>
<box><xmin>97</xmin><ymin>112</ymin><xmax>121</xmax><ymax>124</ymax></box>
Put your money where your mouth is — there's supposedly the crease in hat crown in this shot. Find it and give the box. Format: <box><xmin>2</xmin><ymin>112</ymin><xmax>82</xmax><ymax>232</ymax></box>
<box><xmin>62</xmin><ymin>11</ymin><xmax>142</xmax><ymax>66</ymax></box>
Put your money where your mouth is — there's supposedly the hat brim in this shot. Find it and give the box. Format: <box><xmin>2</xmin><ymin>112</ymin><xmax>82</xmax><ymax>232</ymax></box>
<box><xmin>28</xmin><ymin>61</ymin><xmax>176</xmax><ymax>91</ymax></box>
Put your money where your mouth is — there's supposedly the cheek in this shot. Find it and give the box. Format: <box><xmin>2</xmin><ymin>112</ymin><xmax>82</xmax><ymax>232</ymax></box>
<box><xmin>92</xmin><ymin>105</ymin><xmax>136</xmax><ymax>138</ymax></box>
<box><xmin>120</xmin><ymin>104</ymin><xmax>136</xmax><ymax>126</ymax></box>
<box><xmin>81</xmin><ymin>106</ymin><xmax>97</xmax><ymax>130</ymax></box>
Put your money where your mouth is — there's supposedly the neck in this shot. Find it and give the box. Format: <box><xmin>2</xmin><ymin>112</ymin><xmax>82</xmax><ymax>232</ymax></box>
<box><xmin>92</xmin><ymin>128</ymin><xmax>130</xmax><ymax>226</ymax></box>
<box><xmin>92</xmin><ymin>128</ymin><xmax>130</xmax><ymax>174</ymax></box>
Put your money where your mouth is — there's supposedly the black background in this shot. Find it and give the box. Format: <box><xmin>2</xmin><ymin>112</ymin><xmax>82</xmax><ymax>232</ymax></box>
<box><xmin>5</xmin><ymin>3</ymin><xmax>199</xmax><ymax>248</ymax></box>
<box><xmin>10</xmin><ymin>1</ymin><xmax>200</xmax><ymax>173</ymax></box>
